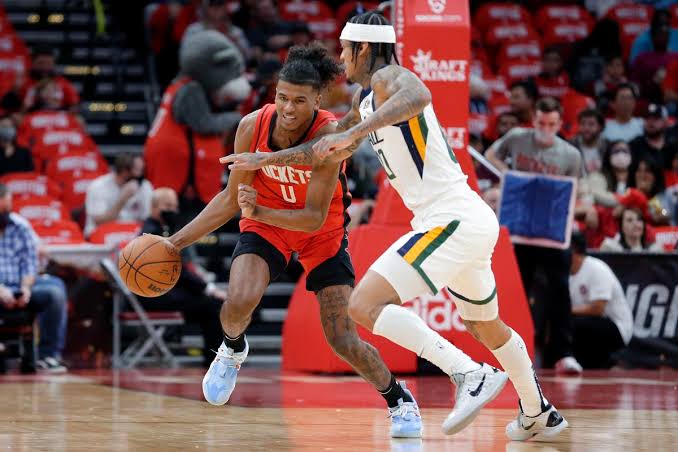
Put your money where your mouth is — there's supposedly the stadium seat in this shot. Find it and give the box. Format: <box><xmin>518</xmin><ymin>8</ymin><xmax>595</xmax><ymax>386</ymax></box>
<box><xmin>473</xmin><ymin>2</ymin><xmax>531</xmax><ymax>32</ymax></box>
<box><xmin>653</xmin><ymin>226</ymin><xmax>678</xmax><ymax>252</ymax></box>
<box><xmin>543</xmin><ymin>21</ymin><xmax>592</xmax><ymax>47</ymax></box>
<box><xmin>535</xmin><ymin>4</ymin><xmax>593</xmax><ymax>32</ymax></box>
<box><xmin>60</xmin><ymin>169</ymin><xmax>102</xmax><ymax>211</ymax></box>
<box><xmin>16</xmin><ymin>111</ymin><xmax>84</xmax><ymax>149</ymax></box>
<box><xmin>30</xmin><ymin>218</ymin><xmax>85</xmax><ymax>245</ymax></box>
<box><xmin>44</xmin><ymin>149</ymin><xmax>108</xmax><ymax>183</ymax></box>
<box><xmin>498</xmin><ymin>39</ymin><xmax>542</xmax><ymax>66</ymax></box>
<box><xmin>12</xmin><ymin>195</ymin><xmax>70</xmax><ymax>222</ymax></box>
<box><xmin>0</xmin><ymin>172</ymin><xmax>63</xmax><ymax>200</ymax></box>
<box><xmin>485</xmin><ymin>22</ymin><xmax>538</xmax><ymax>48</ymax></box>
<box><xmin>88</xmin><ymin>221</ymin><xmax>141</xmax><ymax>248</ymax></box>
<box><xmin>100</xmin><ymin>258</ymin><xmax>184</xmax><ymax>369</ymax></box>
<box><xmin>606</xmin><ymin>3</ymin><xmax>654</xmax><ymax>24</ymax></box>
<box><xmin>499</xmin><ymin>58</ymin><xmax>542</xmax><ymax>84</ymax></box>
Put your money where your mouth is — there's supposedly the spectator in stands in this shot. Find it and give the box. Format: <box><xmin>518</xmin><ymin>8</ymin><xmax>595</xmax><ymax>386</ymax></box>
<box><xmin>536</xmin><ymin>46</ymin><xmax>570</xmax><ymax>99</ymax></box>
<box><xmin>22</xmin><ymin>45</ymin><xmax>79</xmax><ymax>113</ymax></box>
<box><xmin>181</xmin><ymin>0</ymin><xmax>250</xmax><ymax>61</ymax></box>
<box><xmin>569</xmin><ymin>232</ymin><xmax>633</xmax><ymax>369</ymax></box>
<box><xmin>602</xmin><ymin>83</ymin><xmax>644</xmax><ymax>143</ymax></box>
<box><xmin>571</xmin><ymin>108</ymin><xmax>607</xmax><ymax>174</ymax></box>
<box><xmin>508</xmin><ymin>80</ymin><xmax>537</xmax><ymax>128</ymax></box>
<box><xmin>496</xmin><ymin>111</ymin><xmax>520</xmax><ymax>139</ymax></box>
<box><xmin>630</xmin><ymin>9</ymin><xmax>678</xmax><ymax>64</ymax></box>
<box><xmin>485</xmin><ymin>97</ymin><xmax>583</xmax><ymax>374</ymax></box>
<box><xmin>630</xmin><ymin>103</ymin><xmax>675</xmax><ymax>170</ymax></box>
<box><xmin>84</xmin><ymin>153</ymin><xmax>153</xmax><ymax>237</ymax></box>
<box><xmin>629</xmin><ymin>156</ymin><xmax>675</xmax><ymax>226</ymax></box>
<box><xmin>600</xmin><ymin>207</ymin><xmax>663</xmax><ymax>251</ymax></box>
<box><xmin>239</xmin><ymin>58</ymin><xmax>282</xmax><ymax>113</ymax></box>
<box><xmin>593</xmin><ymin>54</ymin><xmax>627</xmax><ymax>112</ymax></box>
<box><xmin>0</xmin><ymin>183</ymin><xmax>68</xmax><ymax>372</ymax></box>
<box><xmin>0</xmin><ymin>115</ymin><xmax>33</xmax><ymax>176</ymax></box>
<box><xmin>244</xmin><ymin>0</ymin><xmax>298</xmax><ymax>55</ymax></box>
<box><xmin>567</xmin><ymin>18</ymin><xmax>622</xmax><ymax>93</ymax></box>
<box><xmin>587</xmin><ymin>140</ymin><xmax>632</xmax><ymax>207</ymax></box>
<box><xmin>141</xmin><ymin>187</ymin><xmax>225</xmax><ymax>367</ymax></box>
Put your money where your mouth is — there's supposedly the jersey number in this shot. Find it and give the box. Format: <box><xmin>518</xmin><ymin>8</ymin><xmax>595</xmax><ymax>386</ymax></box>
<box><xmin>280</xmin><ymin>185</ymin><xmax>296</xmax><ymax>203</ymax></box>
<box><xmin>376</xmin><ymin>149</ymin><xmax>397</xmax><ymax>180</ymax></box>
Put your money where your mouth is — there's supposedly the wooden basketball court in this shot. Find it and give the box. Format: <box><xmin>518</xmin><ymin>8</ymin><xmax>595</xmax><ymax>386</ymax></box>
<box><xmin>1</xmin><ymin>368</ymin><xmax>676</xmax><ymax>450</ymax></box>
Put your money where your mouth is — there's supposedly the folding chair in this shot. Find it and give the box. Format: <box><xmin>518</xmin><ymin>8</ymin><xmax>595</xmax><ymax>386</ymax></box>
<box><xmin>100</xmin><ymin>258</ymin><xmax>183</xmax><ymax>369</ymax></box>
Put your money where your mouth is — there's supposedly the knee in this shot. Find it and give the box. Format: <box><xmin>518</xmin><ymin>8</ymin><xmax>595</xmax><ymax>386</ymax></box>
<box><xmin>223</xmin><ymin>286</ymin><xmax>260</xmax><ymax>318</ymax></box>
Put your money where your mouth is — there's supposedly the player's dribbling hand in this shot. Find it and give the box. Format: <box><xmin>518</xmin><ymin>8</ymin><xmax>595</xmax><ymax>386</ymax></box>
<box><xmin>220</xmin><ymin>152</ymin><xmax>267</xmax><ymax>171</ymax></box>
<box><xmin>312</xmin><ymin>131</ymin><xmax>354</xmax><ymax>161</ymax></box>
<box><xmin>237</xmin><ymin>184</ymin><xmax>257</xmax><ymax>218</ymax></box>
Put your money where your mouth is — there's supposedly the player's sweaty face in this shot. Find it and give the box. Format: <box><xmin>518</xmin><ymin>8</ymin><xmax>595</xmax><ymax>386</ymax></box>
<box><xmin>275</xmin><ymin>80</ymin><xmax>319</xmax><ymax>132</ymax></box>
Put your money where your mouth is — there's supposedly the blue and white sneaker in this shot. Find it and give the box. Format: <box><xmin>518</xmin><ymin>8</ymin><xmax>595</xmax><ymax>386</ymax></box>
<box><xmin>389</xmin><ymin>382</ymin><xmax>423</xmax><ymax>438</ymax></box>
<box><xmin>202</xmin><ymin>339</ymin><xmax>249</xmax><ymax>405</ymax></box>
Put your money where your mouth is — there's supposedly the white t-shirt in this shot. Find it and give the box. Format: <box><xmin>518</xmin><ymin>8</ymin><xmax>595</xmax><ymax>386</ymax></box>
<box><xmin>84</xmin><ymin>173</ymin><xmax>153</xmax><ymax>236</ymax></box>
<box><xmin>569</xmin><ymin>256</ymin><xmax>634</xmax><ymax>344</ymax></box>
<box><xmin>602</xmin><ymin>118</ymin><xmax>644</xmax><ymax>143</ymax></box>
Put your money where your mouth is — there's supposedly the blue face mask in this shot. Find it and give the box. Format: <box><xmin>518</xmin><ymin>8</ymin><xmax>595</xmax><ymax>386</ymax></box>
<box><xmin>0</xmin><ymin>126</ymin><xmax>16</xmax><ymax>143</ymax></box>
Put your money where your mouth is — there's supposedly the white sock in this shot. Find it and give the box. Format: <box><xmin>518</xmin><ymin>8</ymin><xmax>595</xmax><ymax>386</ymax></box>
<box><xmin>373</xmin><ymin>304</ymin><xmax>480</xmax><ymax>375</ymax></box>
<box><xmin>491</xmin><ymin>329</ymin><xmax>547</xmax><ymax>417</ymax></box>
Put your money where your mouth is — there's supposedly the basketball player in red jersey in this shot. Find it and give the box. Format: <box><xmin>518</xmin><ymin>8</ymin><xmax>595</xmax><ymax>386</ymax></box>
<box><xmin>167</xmin><ymin>43</ymin><xmax>422</xmax><ymax>437</ymax></box>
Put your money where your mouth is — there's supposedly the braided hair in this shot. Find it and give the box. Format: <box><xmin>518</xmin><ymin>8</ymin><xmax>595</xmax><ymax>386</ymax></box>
<box><xmin>346</xmin><ymin>11</ymin><xmax>400</xmax><ymax>70</ymax></box>
<box><xmin>278</xmin><ymin>42</ymin><xmax>343</xmax><ymax>91</ymax></box>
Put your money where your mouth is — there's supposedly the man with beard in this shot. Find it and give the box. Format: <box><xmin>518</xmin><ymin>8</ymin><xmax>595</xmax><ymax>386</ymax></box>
<box><xmin>630</xmin><ymin>103</ymin><xmax>676</xmax><ymax>171</ymax></box>
<box><xmin>570</xmin><ymin>109</ymin><xmax>607</xmax><ymax>174</ymax></box>
<box><xmin>485</xmin><ymin>97</ymin><xmax>585</xmax><ymax>376</ymax></box>
<box><xmin>22</xmin><ymin>45</ymin><xmax>79</xmax><ymax>112</ymax></box>
<box><xmin>139</xmin><ymin>187</ymin><xmax>227</xmax><ymax>367</ymax></box>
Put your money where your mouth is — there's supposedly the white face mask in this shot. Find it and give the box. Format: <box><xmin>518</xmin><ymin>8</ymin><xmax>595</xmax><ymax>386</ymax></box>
<box><xmin>534</xmin><ymin>129</ymin><xmax>556</xmax><ymax>144</ymax></box>
<box><xmin>610</xmin><ymin>151</ymin><xmax>631</xmax><ymax>169</ymax></box>
<box><xmin>214</xmin><ymin>76</ymin><xmax>252</xmax><ymax>105</ymax></box>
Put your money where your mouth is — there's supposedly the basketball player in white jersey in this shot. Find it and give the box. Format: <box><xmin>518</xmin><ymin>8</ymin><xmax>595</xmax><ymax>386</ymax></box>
<box><xmin>222</xmin><ymin>12</ymin><xmax>568</xmax><ymax>441</ymax></box>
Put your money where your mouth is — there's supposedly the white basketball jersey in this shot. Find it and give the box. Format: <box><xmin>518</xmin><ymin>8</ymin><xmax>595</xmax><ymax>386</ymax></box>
<box><xmin>358</xmin><ymin>88</ymin><xmax>478</xmax><ymax>230</ymax></box>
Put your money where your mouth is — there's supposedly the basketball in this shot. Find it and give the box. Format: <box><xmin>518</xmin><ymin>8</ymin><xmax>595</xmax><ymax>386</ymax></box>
<box><xmin>118</xmin><ymin>234</ymin><xmax>182</xmax><ymax>297</ymax></box>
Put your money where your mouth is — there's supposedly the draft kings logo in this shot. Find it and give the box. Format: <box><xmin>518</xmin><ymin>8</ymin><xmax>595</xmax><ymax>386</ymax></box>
<box><xmin>410</xmin><ymin>49</ymin><xmax>467</xmax><ymax>82</ymax></box>
<box><xmin>402</xmin><ymin>289</ymin><xmax>466</xmax><ymax>333</ymax></box>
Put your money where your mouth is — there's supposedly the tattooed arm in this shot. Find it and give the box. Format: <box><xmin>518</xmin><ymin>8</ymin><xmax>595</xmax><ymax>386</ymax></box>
<box><xmin>220</xmin><ymin>89</ymin><xmax>364</xmax><ymax>170</ymax></box>
<box><xmin>312</xmin><ymin>66</ymin><xmax>431</xmax><ymax>156</ymax></box>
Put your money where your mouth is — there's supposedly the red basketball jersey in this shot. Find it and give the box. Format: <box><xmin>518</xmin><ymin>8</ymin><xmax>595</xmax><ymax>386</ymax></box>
<box><xmin>240</xmin><ymin>104</ymin><xmax>351</xmax><ymax>237</ymax></box>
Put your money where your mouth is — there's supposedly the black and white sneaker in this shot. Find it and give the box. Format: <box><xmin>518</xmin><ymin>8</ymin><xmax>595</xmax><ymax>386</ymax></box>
<box><xmin>442</xmin><ymin>363</ymin><xmax>509</xmax><ymax>435</ymax></box>
<box><xmin>506</xmin><ymin>402</ymin><xmax>568</xmax><ymax>441</ymax></box>
<box><xmin>36</xmin><ymin>357</ymin><xmax>67</xmax><ymax>373</ymax></box>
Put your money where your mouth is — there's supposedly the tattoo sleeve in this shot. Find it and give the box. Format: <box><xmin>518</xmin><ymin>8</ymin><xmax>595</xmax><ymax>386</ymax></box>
<box><xmin>349</xmin><ymin>66</ymin><xmax>431</xmax><ymax>141</ymax></box>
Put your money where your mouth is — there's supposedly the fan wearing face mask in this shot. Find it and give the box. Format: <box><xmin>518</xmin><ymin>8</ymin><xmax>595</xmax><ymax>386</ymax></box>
<box><xmin>22</xmin><ymin>45</ymin><xmax>80</xmax><ymax>113</ymax></box>
<box><xmin>585</xmin><ymin>140</ymin><xmax>633</xmax><ymax>208</ymax></box>
<box><xmin>144</xmin><ymin>30</ymin><xmax>250</xmax><ymax>211</ymax></box>
<box><xmin>0</xmin><ymin>115</ymin><xmax>33</xmax><ymax>176</ymax></box>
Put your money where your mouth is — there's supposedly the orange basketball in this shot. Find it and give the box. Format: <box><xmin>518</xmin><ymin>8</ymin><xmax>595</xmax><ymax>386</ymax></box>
<box><xmin>118</xmin><ymin>234</ymin><xmax>182</xmax><ymax>297</ymax></box>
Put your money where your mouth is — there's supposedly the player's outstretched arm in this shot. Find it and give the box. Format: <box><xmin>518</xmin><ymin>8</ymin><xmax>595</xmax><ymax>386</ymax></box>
<box><xmin>236</xmin><ymin>123</ymin><xmax>343</xmax><ymax>232</ymax></box>
<box><xmin>168</xmin><ymin>111</ymin><xmax>258</xmax><ymax>250</ymax></box>
<box><xmin>220</xmin><ymin>89</ymin><xmax>364</xmax><ymax>170</ymax></box>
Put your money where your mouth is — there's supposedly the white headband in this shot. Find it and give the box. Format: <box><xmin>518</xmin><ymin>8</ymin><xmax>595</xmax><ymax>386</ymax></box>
<box><xmin>340</xmin><ymin>22</ymin><xmax>396</xmax><ymax>44</ymax></box>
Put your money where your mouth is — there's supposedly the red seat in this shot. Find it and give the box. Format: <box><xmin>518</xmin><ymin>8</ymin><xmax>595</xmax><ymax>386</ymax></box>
<box><xmin>88</xmin><ymin>221</ymin><xmax>141</xmax><ymax>247</ymax></box>
<box><xmin>543</xmin><ymin>21</ymin><xmax>592</xmax><ymax>46</ymax></box>
<box><xmin>474</xmin><ymin>3</ymin><xmax>532</xmax><ymax>31</ymax></box>
<box><xmin>499</xmin><ymin>58</ymin><xmax>542</xmax><ymax>84</ymax></box>
<box><xmin>498</xmin><ymin>39</ymin><xmax>542</xmax><ymax>66</ymax></box>
<box><xmin>606</xmin><ymin>3</ymin><xmax>654</xmax><ymax>24</ymax></box>
<box><xmin>45</xmin><ymin>149</ymin><xmax>108</xmax><ymax>183</ymax></box>
<box><xmin>60</xmin><ymin>170</ymin><xmax>102</xmax><ymax>211</ymax></box>
<box><xmin>535</xmin><ymin>4</ymin><xmax>593</xmax><ymax>32</ymax></box>
<box><xmin>119</xmin><ymin>311</ymin><xmax>183</xmax><ymax>321</ymax></box>
<box><xmin>653</xmin><ymin>226</ymin><xmax>678</xmax><ymax>252</ymax></box>
<box><xmin>30</xmin><ymin>218</ymin><xmax>85</xmax><ymax>245</ymax></box>
<box><xmin>16</xmin><ymin>111</ymin><xmax>84</xmax><ymax>149</ymax></box>
<box><xmin>619</xmin><ymin>20</ymin><xmax>650</xmax><ymax>60</ymax></box>
<box><xmin>13</xmin><ymin>196</ymin><xmax>70</xmax><ymax>222</ymax></box>
<box><xmin>468</xmin><ymin>113</ymin><xmax>490</xmax><ymax>137</ymax></box>
<box><xmin>561</xmin><ymin>89</ymin><xmax>596</xmax><ymax>139</ymax></box>
<box><xmin>0</xmin><ymin>172</ymin><xmax>63</xmax><ymax>200</ymax></box>
<box><xmin>485</xmin><ymin>22</ymin><xmax>538</xmax><ymax>48</ymax></box>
